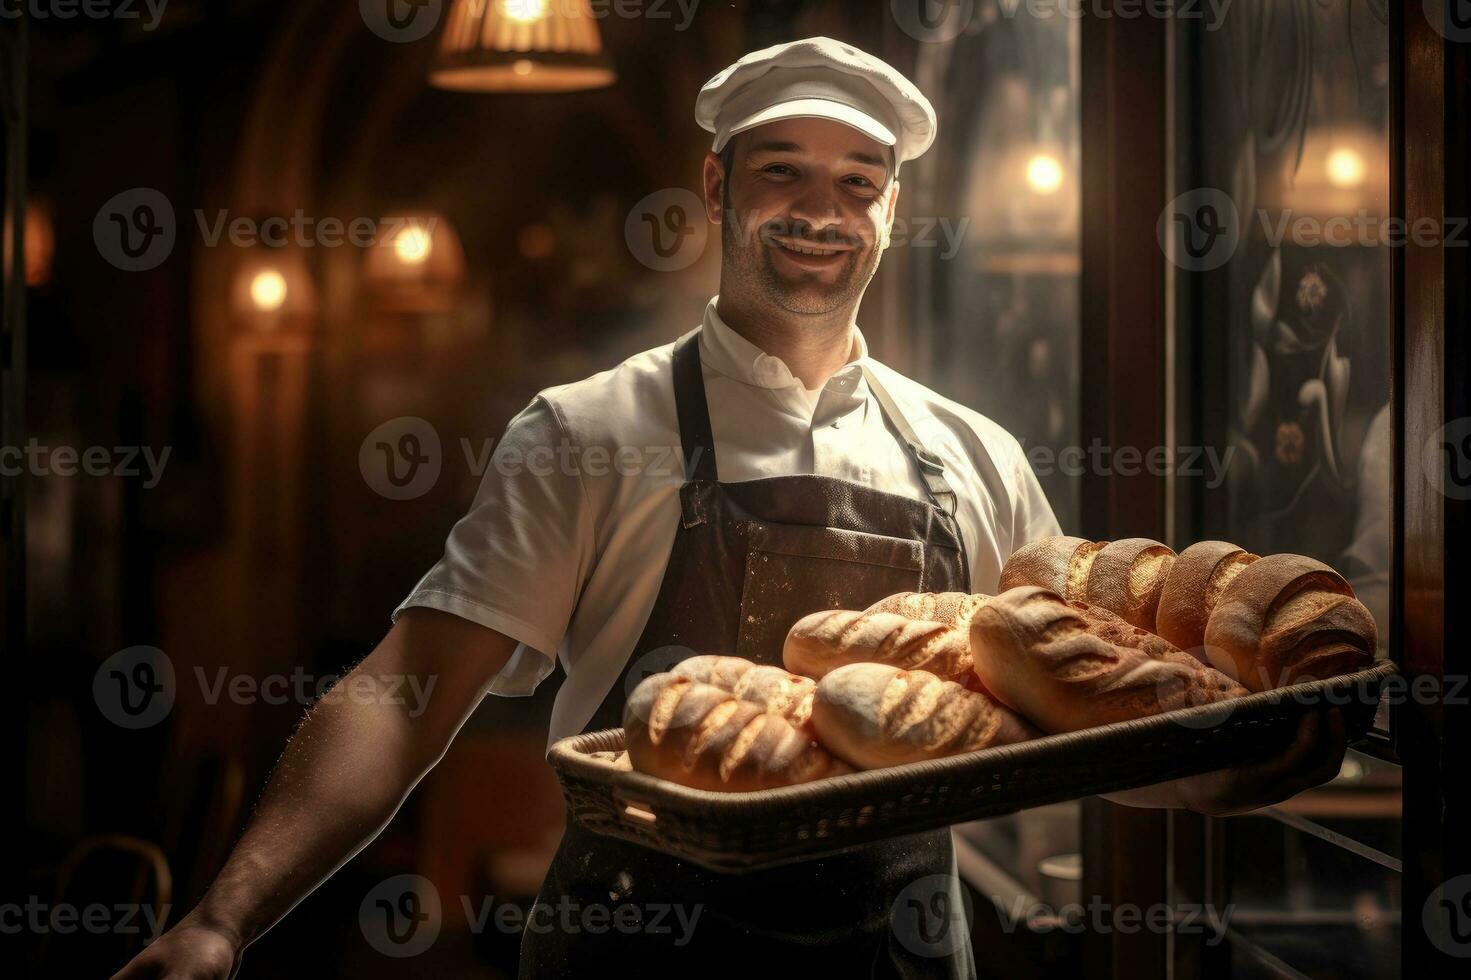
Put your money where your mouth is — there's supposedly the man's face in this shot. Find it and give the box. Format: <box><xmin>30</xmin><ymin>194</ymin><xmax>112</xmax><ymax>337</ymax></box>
<box><xmin>705</xmin><ymin>117</ymin><xmax>899</xmax><ymax>317</ymax></box>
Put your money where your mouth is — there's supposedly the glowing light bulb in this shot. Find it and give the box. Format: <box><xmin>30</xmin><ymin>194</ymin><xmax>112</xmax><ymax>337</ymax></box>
<box><xmin>394</xmin><ymin>226</ymin><xmax>433</xmax><ymax>266</ymax></box>
<box><xmin>502</xmin><ymin>0</ymin><xmax>548</xmax><ymax>22</ymax></box>
<box><xmin>1325</xmin><ymin>147</ymin><xmax>1365</xmax><ymax>189</ymax></box>
<box><xmin>250</xmin><ymin>269</ymin><xmax>288</xmax><ymax>311</ymax></box>
<box><xmin>1025</xmin><ymin>153</ymin><xmax>1064</xmax><ymax>195</ymax></box>
<box><xmin>512</xmin><ymin>59</ymin><xmax>535</xmax><ymax>76</ymax></box>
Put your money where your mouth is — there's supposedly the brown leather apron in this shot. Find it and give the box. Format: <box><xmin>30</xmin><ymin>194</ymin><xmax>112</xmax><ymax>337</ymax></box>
<box><xmin>520</xmin><ymin>332</ymin><xmax>977</xmax><ymax>978</ymax></box>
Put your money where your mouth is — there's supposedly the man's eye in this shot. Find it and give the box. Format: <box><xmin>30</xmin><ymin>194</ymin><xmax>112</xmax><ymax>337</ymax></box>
<box><xmin>844</xmin><ymin>175</ymin><xmax>877</xmax><ymax>188</ymax></box>
<box><xmin>762</xmin><ymin>164</ymin><xmax>796</xmax><ymax>176</ymax></box>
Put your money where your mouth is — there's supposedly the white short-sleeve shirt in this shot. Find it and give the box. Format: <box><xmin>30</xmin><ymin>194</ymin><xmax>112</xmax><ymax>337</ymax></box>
<box><xmin>395</xmin><ymin>297</ymin><xmax>1062</xmax><ymax>747</ymax></box>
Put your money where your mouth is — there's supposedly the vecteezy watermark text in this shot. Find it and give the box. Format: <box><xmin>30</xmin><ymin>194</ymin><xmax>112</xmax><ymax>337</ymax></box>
<box><xmin>1</xmin><ymin>440</ymin><xmax>170</xmax><ymax>488</ymax></box>
<box><xmin>1023</xmin><ymin>440</ymin><xmax>1235</xmax><ymax>488</ymax></box>
<box><xmin>0</xmin><ymin>0</ymin><xmax>168</xmax><ymax>30</ymax></box>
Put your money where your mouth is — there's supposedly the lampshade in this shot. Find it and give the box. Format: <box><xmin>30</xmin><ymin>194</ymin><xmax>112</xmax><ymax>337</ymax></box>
<box><xmin>431</xmin><ymin>0</ymin><xmax>616</xmax><ymax>93</ymax></box>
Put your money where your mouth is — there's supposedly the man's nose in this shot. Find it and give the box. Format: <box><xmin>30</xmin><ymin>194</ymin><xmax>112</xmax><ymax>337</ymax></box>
<box><xmin>787</xmin><ymin>186</ymin><xmax>843</xmax><ymax>233</ymax></box>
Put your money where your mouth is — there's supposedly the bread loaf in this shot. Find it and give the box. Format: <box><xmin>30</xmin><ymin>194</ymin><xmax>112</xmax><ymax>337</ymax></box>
<box><xmin>783</xmin><ymin>610</ymin><xmax>976</xmax><ymax>687</ymax></box>
<box><xmin>811</xmin><ymin>663</ymin><xmax>1037</xmax><ymax>769</ymax></box>
<box><xmin>669</xmin><ymin>655</ymin><xmax>816</xmax><ymax>727</ymax></box>
<box><xmin>623</xmin><ymin>673</ymin><xmax>850</xmax><ymax>791</ymax></box>
<box><xmin>1203</xmin><ymin>554</ymin><xmax>1376</xmax><ymax>692</ymax></box>
<box><xmin>969</xmin><ymin>587</ymin><xmax>1248</xmax><ymax>733</ymax></box>
<box><xmin>998</xmin><ymin>536</ymin><xmax>1100</xmax><ymax>598</ymax></box>
<box><xmin>1156</xmin><ymin>540</ymin><xmax>1259</xmax><ymax>654</ymax></box>
<box><xmin>999</xmin><ymin>536</ymin><xmax>1177</xmax><ymax>632</ymax></box>
<box><xmin>864</xmin><ymin>592</ymin><xmax>994</xmax><ymax>630</ymax></box>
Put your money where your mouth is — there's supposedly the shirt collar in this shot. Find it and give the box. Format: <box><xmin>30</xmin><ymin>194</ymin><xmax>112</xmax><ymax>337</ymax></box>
<box><xmin>699</xmin><ymin>296</ymin><xmax>869</xmax><ymax>393</ymax></box>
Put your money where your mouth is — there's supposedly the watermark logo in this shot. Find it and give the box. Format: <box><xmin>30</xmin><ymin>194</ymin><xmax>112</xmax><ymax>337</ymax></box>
<box><xmin>625</xmin><ymin>188</ymin><xmax>707</xmax><ymax>272</ymax></box>
<box><xmin>360</xmin><ymin>417</ymin><xmax>443</xmax><ymax>500</ymax></box>
<box><xmin>360</xmin><ymin>874</ymin><xmax>442</xmax><ymax>957</ymax></box>
<box><xmin>360</xmin><ymin>0</ymin><xmax>443</xmax><ymax>43</ymax></box>
<box><xmin>890</xmin><ymin>0</ymin><xmax>975</xmax><ymax>43</ymax></box>
<box><xmin>1424</xmin><ymin>874</ymin><xmax>1471</xmax><ymax>957</ymax></box>
<box><xmin>891</xmin><ymin>874</ymin><xmax>973</xmax><ymax>959</ymax></box>
<box><xmin>1427</xmin><ymin>0</ymin><xmax>1471</xmax><ymax>44</ymax></box>
<box><xmin>94</xmin><ymin>188</ymin><xmax>176</xmax><ymax>272</ymax></box>
<box><xmin>93</xmin><ymin>646</ymin><xmax>176</xmax><ymax>730</ymax></box>
<box><xmin>1423</xmin><ymin>418</ymin><xmax>1471</xmax><ymax>501</ymax></box>
<box><xmin>623</xmin><ymin>645</ymin><xmax>698</xmax><ymax>715</ymax></box>
<box><xmin>1158</xmin><ymin>188</ymin><xmax>1240</xmax><ymax>272</ymax></box>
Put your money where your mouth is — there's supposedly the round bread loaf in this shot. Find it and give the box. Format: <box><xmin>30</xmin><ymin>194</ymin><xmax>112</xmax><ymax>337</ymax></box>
<box><xmin>998</xmin><ymin>536</ymin><xmax>1101</xmax><ymax>599</ymax></box>
<box><xmin>969</xmin><ymin>586</ymin><xmax>1247</xmax><ymax>733</ymax></box>
<box><xmin>1156</xmin><ymin>540</ymin><xmax>1259</xmax><ymax>655</ymax></box>
<box><xmin>1083</xmin><ymin>538</ymin><xmax>1178</xmax><ymax>632</ymax></box>
<box><xmin>810</xmin><ymin>663</ymin><xmax>1037</xmax><ymax>770</ymax></box>
<box><xmin>670</xmin><ymin>655</ymin><xmax>815</xmax><ymax>727</ymax></box>
<box><xmin>1202</xmin><ymin>554</ymin><xmax>1377</xmax><ymax>692</ymax></box>
<box><xmin>623</xmin><ymin>673</ymin><xmax>849</xmax><ymax>791</ymax></box>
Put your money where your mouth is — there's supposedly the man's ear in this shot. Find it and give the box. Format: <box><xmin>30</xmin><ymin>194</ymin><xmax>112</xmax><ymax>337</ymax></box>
<box><xmin>702</xmin><ymin>152</ymin><xmax>726</xmax><ymax>224</ymax></box>
<box><xmin>879</xmin><ymin>179</ymin><xmax>901</xmax><ymax>250</ymax></box>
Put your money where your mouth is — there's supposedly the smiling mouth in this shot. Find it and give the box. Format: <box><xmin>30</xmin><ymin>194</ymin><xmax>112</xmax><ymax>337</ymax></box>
<box><xmin>770</xmin><ymin>236</ymin><xmax>854</xmax><ymax>257</ymax></box>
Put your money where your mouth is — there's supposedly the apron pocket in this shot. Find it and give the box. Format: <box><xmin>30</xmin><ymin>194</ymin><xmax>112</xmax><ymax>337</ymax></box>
<box><xmin>735</xmin><ymin>521</ymin><xmax>925</xmax><ymax>663</ymax></box>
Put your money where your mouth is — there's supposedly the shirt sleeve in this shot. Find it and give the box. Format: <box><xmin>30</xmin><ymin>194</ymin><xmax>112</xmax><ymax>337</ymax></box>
<box><xmin>1011</xmin><ymin>440</ymin><xmax>1063</xmax><ymax>548</ymax></box>
<box><xmin>393</xmin><ymin>396</ymin><xmax>596</xmax><ymax>690</ymax></box>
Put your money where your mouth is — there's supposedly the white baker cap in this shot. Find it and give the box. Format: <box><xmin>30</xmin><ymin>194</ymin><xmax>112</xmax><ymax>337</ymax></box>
<box><xmin>695</xmin><ymin>37</ymin><xmax>937</xmax><ymax>167</ymax></box>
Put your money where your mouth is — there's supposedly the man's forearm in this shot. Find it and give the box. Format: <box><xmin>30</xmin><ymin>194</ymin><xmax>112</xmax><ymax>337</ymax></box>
<box><xmin>187</xmin><ymin>660</ymin><xmax>454</xmax><ymax>947</ymax></box>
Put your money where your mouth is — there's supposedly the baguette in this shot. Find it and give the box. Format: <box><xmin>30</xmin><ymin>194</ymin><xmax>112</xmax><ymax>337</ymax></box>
<box><xmin>864</xmin><ymin>592</ymin><xmax>995</xmax><ymax>630</ymax></box>
<box><xmin>811</xmin><ymin>663</ymin><xmax>1038</xmax><ymax>770</ymax></box>
<box><xmin>783</xmin><ymin>610</ymin><xmax>976</xmax><ymax>687</ymax></box>
<box><xmin>623</xmin><ymin>674</ymin><xmax>850</xmax><ymax>791</ymax></box>
<box><xmin>1203</xmin><ymin>554</ymin><xmax>1376</xmax><ymax>691</ymax></box>
<box><xmin>1156</xmin><ymin>540</ymin><xmax>1259</xmax><ymax>655</ymax></box>
<box><xmin>969</xmin><ymin>586</ymin><xmax>1248</xmax><ymax>733</ymax></box>
<box><xmin>669</xmin><ymin>655</ymin><xmax>816</xmax><ymax>727</ymax></box>
<box><xmin>999</xmin><ymin>536</ymin><xmax>1177</xmax><ymax>631</ymax></box>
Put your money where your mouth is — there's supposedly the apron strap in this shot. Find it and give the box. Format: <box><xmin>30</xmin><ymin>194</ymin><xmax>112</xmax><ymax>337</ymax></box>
<box><xmin>672</xmin><ymin>329</ymin><xmax>960</xmax><ymax>517</ymax></box>
<box><xmin>862</xmin><ymin>366</ymin><xmax>961</xmax><ymax>517</ymax></box>
<box><xmin>672</xmin><ymin>332</ymin><xmax>718</xmax><ymax>481</ymax></box>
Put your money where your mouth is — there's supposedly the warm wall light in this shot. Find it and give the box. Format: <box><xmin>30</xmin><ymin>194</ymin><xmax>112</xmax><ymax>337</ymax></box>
<box><xmin>231</xmin><ymin>250</ymin><xmax>317</xmax><ymax>329</ymax></box>
<box><xmin>430</xmin><ymin>0</ymin><xmax>616</xmax><ymax>93</ymax></box>
<box><xmin>1025</xmin><ymin>153</ymin><xmax>1064</xmax><ymax>195</ymax></box>
<box><xmin>250</xmin><ymin>269</ymin><xmax>288</xmax><ymax>311</ymax></box>
<box><xmin>1325</xmin><ymin>147</ymin><xmax>1366</xmax><ymax>189</ymax></box>
<box><xmin>364</xmin><ymin>213</ymin><xmax>467</xmax><ymax>313</ymax></box>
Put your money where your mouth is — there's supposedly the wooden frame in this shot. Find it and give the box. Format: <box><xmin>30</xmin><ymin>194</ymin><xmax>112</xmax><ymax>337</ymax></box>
<box><xmin>1397</xmin><ymin>2</ymin><xmax>1470</xmax><ymax>975</ymax></box>
<box><xmin>1078</xmin><ymin>7</ymin><xmax>1172</xmax><ymax>980</ymax></box>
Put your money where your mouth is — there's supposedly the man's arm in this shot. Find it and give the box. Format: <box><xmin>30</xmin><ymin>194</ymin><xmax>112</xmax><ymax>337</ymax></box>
<box><xmin>112</xmin><ymin>607</ymin><xmax>520</xmax><ymax>980</ymax></box>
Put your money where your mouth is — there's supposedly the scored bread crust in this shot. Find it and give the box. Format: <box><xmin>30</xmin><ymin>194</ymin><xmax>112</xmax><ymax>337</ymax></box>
<box><xmin>1203</xmin><ymin>553</ymin><xmax>1377</xmax><ymax>692</ymax></box>
<box><xmin>670</xmin><ymin>655</ymin><xmax>816</xmax><ymax>727</ymax></box>
<box><xmin>623</xmin><ymin>674</ymin><xmax>850</xmax><ymax>791</ymax></box>
<box><xmin>1156</xmin><ymin>540</ymin><xmax>1259</xmax><ymax>655</ymax></box>
<box><xmin>969</xmin><ymin>586</ymin><xmax>1247</xmax><ymax>734</ymax></box>
<box><xmin>783</xmin><ymin>610</ymin><xmax>977</xmax><ymax>687</ymax></box>
<box><xmin>864</xmin><ymin>592</ymin><xmax>995</xmax><ymax>631</ymax></box>
<box><xmin>1084</xmin><ymin>538</ymin><xmax>1178</xmax><ymax>632</ymax></box>
<box><xmin>998</xmin><ymin>536</ymin><xmax>1096</xmax><ymax>598</ymax></box>
<box><xmin>810</xmin><ymin>663</ymin><xmax>1037</xmax><ymax>770</ymax></box>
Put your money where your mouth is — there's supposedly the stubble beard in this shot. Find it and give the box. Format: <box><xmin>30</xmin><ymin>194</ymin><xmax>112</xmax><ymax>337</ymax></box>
<box><xmin>720</xmin><ymin>215</ymin><xmax>881</xmax><ymax>317</ymax></box>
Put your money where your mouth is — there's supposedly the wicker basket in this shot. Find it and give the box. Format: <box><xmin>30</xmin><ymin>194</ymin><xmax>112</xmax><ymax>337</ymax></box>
<box><xmin>548</xmin><ymin>660</ymin><xmax>1396</xmax><ymax>873</ymax></box>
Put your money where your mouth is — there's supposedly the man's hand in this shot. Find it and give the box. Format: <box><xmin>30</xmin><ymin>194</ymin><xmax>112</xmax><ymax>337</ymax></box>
<box><xmin>1103</xmin><ymin>708</ymin><xmax>1350</xmax><ymax>815</ymax></box>
<box><xmin>109</xmin><ymin>916</ymin><xmax>240</xmax><ymax>980</ymax></box>
<box><xmin>1175</xmin><ymin>708</ymin><xmax>1349</xmax><ymax>816</ymax></box>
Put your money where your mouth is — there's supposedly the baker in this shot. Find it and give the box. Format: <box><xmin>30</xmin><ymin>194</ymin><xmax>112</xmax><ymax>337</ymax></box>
<box><xmin>117</xmin><ymin>37</ymin><xmax>1349</xmax><ymax>980</ymax></box>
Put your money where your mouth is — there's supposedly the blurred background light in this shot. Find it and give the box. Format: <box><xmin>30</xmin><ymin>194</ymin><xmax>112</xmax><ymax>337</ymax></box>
<box><xmin>430</xmin><ymin>0</ymin><xmax>616</xmax><ymax>93</ymax></box>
